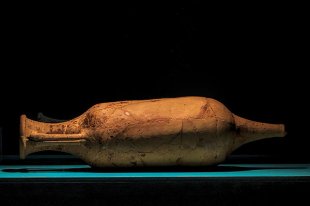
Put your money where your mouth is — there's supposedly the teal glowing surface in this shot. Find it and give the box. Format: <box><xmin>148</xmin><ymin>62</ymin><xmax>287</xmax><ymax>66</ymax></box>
<box><xmin>1</xmin><ymin>164</ymin><xmax>310</xmax><ymax>179</ymax></box>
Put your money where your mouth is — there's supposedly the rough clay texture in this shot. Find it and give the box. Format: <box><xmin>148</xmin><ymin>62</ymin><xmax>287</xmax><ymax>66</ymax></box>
<box><xmin>20</xmin><ymin>97</ymin><xmax>286</xmax><ymax>167</ymax></box>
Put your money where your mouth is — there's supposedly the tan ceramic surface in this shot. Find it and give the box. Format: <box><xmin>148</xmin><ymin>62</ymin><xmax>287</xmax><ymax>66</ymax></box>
<box><xmin>20</xmin><ymin>97</ymin><xmax>285</xmax><ymax>167</ymax></box>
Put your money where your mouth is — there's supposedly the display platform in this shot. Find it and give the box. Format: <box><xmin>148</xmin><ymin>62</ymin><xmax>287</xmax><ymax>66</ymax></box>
<box><xmin>1</xmin><ymin>163</ymin><xmax>310</xmax><ymax>179</ymax></box>
<box><xmin>1</xmin><ymin>156</ymin><xmax>309</xmax><ymax>206</ymax></box>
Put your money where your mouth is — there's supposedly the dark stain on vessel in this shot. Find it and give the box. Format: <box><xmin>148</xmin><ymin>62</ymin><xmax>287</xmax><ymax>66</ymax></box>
<box><xmin>82</xmin><ymin>113</ymin><xmax>106</xmax><ymax>128</ymax></box>
<box><xmin>47</xmin><ymin>123</ymin><xmax>81</xmax><ymax>134</ymax></box>
<box><xmin>197</xmin><ymin>103</ymin><xmax>209</xmax><ymax>118</ymax></box>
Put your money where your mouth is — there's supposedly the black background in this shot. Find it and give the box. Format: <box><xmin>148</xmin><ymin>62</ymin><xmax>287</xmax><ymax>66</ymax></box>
<box><xmin>1</xmin><ymin>4</ymin><xmax>309</xmax><ymax>161</ymax></box>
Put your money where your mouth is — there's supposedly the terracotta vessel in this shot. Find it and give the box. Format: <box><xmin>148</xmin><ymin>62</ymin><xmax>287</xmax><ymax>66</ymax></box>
<box><xmin>20</xmin><ymin>97</ymin><xmax>286</xmax><ymax>167</ymax></box>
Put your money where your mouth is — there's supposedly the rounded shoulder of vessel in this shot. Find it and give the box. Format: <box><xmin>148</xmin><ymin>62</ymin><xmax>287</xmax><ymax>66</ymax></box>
<box><xmin>86</xmin><ymin>96</ymin><xmax>227</xmax><ymax>112</ymax></box>
<box><xmin>169</xmin><ymin>96</ymin><xmax>228</xmax><ymax>108</ymax></box>
<box><xmin>167</xmin><ymin>96</ymin><xmax>223</xmax><ymax>103</ymax></box>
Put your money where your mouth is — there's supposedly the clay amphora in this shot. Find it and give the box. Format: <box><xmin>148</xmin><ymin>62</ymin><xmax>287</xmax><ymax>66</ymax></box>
<box><xmin>20</xmin><ymin>97</ymin><xmax>285</xmax><ymax>167</ymax></box>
